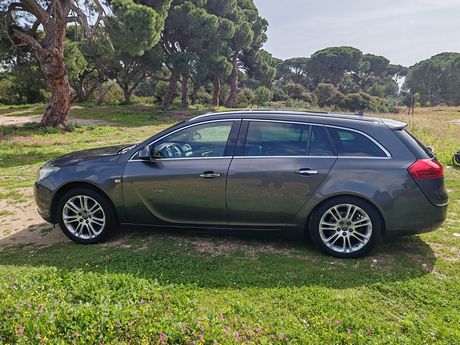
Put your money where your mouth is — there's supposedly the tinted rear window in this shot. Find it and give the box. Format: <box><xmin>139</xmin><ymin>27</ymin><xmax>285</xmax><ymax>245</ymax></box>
<box><xmin>243</xmin><ymin>121</ymin><xmax>310</xmax><ymax>156</ymax></box>
<box><xmin>394</xmin><ymin>129</ymin><xmax>434</xmax><ymax>159</ymax></box>
<box><xmin>242</xmin><ymin>122</ymin><xmax>336</xmax><ymax>157</ymax></box>
<box><xmin>327</xmin><ymin>127</ymin><xmax>388</xmax><ymax>157</ymax></box>
<box><xmin>309</xmin><ymin>126</ymin><xmax>335</xmax><ymax>156</ymax></box>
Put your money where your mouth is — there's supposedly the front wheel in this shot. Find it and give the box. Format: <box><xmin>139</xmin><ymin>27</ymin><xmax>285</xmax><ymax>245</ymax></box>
<box><xmin>309</xmin><ymin>197</ymin><xmax>382</xmax><ymax>258</ymax></box>
<box><xmin>57</xmin><ymin>188</ymin><xmax>114</xmax><ymax>244</ymax></box>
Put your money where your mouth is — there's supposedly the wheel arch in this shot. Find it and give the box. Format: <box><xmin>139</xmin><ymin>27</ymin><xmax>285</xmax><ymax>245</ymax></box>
<box><xmin>306</xmin><ymin>193</ymin><xmax>387</xmax><ymax>237</ymax></box>
<box><xmin>51</xmin><ymin>181</ymin><xmax>119</xmax><ymax>224</ymax></box>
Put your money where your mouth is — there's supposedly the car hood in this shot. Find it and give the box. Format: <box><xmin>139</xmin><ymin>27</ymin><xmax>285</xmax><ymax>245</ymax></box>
<box><xmin>46</xmin><ymin>144</ymin><xmax>135</xmax><ymax>167</ymax></box>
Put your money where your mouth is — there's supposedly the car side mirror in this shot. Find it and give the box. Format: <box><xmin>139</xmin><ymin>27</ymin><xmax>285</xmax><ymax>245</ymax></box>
<box><xmin>138</xmin><ymin>146</ymin><xmax>152</xmax><ymax>160</ymax></box>
<box><xmin>139</xmin><ymin>145</ymin><xmax>163</xmax><ymax>161</ymax></box>
<box><xmin>426</xmin><ymin>146</ymin><xmax>435</xmax><ymax>155</ymax></box>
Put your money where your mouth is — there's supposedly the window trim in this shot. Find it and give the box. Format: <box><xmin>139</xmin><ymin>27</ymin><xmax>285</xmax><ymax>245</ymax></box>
<box><xmin>129</xmin><ymin>119</ymin><xmax>240</xmax><ymax>162</ymax></box>
<box><xmin>233</xmin><ymin>119</ymin><xmax>391</xmax><ymax>159</ymax></box>
<box><xmin>129</xmin><ymin>118</ymin><xmax>392</xmax><ymax>161</ymax></box>
<box><xmin>325</xmin><ymin>125</ymin><xmax>391</xmax><ymax>158</ymax></box>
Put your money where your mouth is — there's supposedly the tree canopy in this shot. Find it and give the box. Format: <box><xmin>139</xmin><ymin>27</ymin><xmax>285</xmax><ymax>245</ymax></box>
<box><xmin>405</xmin><ymin>52</ymin><xmax>460</xmax><ymax>106</ymax></box>
<box><xmin>1</xmin><ymin>0</ymin><xmax>460</xmax><ymax>126</ymax></box>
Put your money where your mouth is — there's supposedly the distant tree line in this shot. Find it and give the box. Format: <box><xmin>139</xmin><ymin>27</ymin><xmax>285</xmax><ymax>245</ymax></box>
<box><xmin>0</xmin><ymin>0</ymin><xmax>459</xmax><ymax>127</ymax></box>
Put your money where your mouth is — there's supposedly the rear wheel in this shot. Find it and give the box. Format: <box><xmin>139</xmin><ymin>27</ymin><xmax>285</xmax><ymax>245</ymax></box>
<box><xmin>309</xmin><ymin>197</ymin><xmax>382</xmax><ymax>258</ymax></box>
<box><xmin>57</xmin><ymin>188</ymin><xmax>114</xmax><ymax>244</ymax></box>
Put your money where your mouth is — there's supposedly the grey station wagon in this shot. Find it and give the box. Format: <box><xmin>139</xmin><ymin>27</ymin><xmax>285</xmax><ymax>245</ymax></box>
<box><xmin>34</xmin><ymin>111</ymin><xmax>448</xmax><ymax>258</ymax></box>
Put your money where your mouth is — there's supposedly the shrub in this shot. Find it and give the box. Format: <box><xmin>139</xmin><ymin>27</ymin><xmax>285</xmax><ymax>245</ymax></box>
<box><xmin>0</xmin><ymin>66</ymin><xmax>48</xmax><ymax>105</ymax></box>
<box><xmin>283</xmin><ymin>98</ymin><xmax>312</xmax><ymax>109</ymax></box>
<box><xmin>219</xmin><ymin>84</ymin><xmax>230</xmax><ymax>106</ymax></box>
<box><xmin>272</xmin><ymin>86</ymin><xmax>288</xmax><ymax>102</ymax></box>
<box><xmin>255</xmin><ymin>86</ymin><xmax>273</xmax><ymax>107</ymax></box>
<box><xmin>135</xmin><ymin>78</ymin><xmax>158</xmax><ymax>97</ymax></box>
<box><xmin>90</xmin><ymin>81</ymin><xmax>124</xmax><ymax>105</ymax></box>
<box><xmin>301</xmin><ymin>92</ymin><xmax>317</xmax><ymax>105</ymax></box>
<box><xmin>283</xmin><ymin>82</ymin><xmax>306</xmax><ymax>100</ymax></box>
<box><xmin>338</xmin><ymin>92</ymin><xmax>391</xmax><ymax>113</ymax></box>
<box><xmin>368</xmin><ymin>81</ymin><xmax>399</xmax><ymax>98</ymax></box>
<box><xmin>315</xmin><ymin>83</ymin><xmax>338</xmax><ymax>107</ymax></box>
<box><xmin>236</xmin><ymin>87</ymin><xmax>255</xmax><ymax>107</ymax></box>
<box><xmin>196</xmin><ymin>89</ymin><xmax>212</xmax><ymax>105</ymax></box>
<box><xmin>153</xmin><ymin>81</ymin><xmax>170</xmax><ymax>104</ymax></box>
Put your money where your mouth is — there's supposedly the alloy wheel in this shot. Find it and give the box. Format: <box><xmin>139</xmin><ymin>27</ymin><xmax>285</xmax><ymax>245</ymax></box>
<box><xmin>318</xmin><ymin>203</ymin><xmax>373</xmax><ymax>254</ymax></box>
<box><xmin>62</xmin><ymin>195</ymin><xmax>106</xmax><ymax>240</ymax></box>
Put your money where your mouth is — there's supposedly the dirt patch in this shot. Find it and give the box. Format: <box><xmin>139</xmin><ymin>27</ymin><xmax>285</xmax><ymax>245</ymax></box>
<box><xmin>102</xmin><ymin>230</ymin><xmax>318</xmax><ymax>261</ymax></box>
<box><xmin>180</xmin><ymin>237</ymin><xmax>311</xmax><ymax>260</ymax></box>
<box><xmin>0</xmin><ymin>114</ymin><xmax>114</xmax><ymax>127</ymax></box>
<box><xmin>0</xmin><ymin>188</ymin><xmax>69</xmax><ymax>249</ymax></box>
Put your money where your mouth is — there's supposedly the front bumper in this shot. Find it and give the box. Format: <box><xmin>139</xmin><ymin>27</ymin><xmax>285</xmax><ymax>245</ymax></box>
<box><xmin>34</xmin><ymin>182</ymin><xmax>55</xmax><ymax>223</ymax></box>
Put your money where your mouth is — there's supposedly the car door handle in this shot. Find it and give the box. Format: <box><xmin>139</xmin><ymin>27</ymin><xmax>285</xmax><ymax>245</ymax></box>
<box><xmin>199</xmin><ymin>171</ymin><xmax>221</xmax><ymax>179</ymax></box>
<box><xmin>295</xmin><ymin>169</ymin><xmax>319</xmax><ymax>176</ymax></box>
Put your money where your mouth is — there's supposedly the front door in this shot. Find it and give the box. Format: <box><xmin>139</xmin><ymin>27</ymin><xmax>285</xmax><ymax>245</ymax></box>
<box><xmin>123</xmin><ymin>120</ymin><xmax>239</xmax><ymax>225</ymax></box>
<box><xmin>226</xmin><ymin>120</ymin><xmax>337</xmax><ymax>227</ymax></box>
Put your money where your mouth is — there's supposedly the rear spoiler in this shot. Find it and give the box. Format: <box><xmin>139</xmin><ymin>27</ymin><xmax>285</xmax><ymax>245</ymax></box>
<box><xmin>381</xmin><ymin>119</ymin><xmax>407</xmax><ymax>130</ymax></box>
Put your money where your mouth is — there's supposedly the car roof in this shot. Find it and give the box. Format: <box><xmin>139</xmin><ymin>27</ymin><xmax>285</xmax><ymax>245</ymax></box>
<box><xmin>188</xmin><ymin>110</ymin><xmax>406</xmax><ymax>129</ymax></box>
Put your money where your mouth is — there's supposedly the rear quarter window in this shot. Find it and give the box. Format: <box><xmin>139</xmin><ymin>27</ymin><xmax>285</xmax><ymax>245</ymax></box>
<box><xmin>326</xmin><ymin>127</ymin><xmax>388</xmax><ymax>157</ymax></box>
<box><xmin>393</xmin><ymin>129</ymin><xmax>434</xmax><ymax>159</ymax></box>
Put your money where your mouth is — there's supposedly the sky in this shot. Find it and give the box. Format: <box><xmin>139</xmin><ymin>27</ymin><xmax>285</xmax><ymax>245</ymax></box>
<box><xmin>253</xmin><ymin>0</ymin><xmax>460</xmax><ymax>67</ymax></box>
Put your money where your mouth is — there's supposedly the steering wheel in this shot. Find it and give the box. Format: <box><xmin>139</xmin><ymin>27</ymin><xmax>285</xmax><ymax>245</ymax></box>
<box><xmin>156</xmin><ymin>142</ymin><xmax>185</xmax><ymax>158</ymax></box>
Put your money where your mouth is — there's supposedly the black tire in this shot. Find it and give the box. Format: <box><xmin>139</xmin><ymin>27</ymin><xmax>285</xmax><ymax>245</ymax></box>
<box><xmin>308</xmin><ymin>196</ymin><xmax>382</xmax><ymax>258</ymax></box>
<box><xmin>56</xmin><ymin>188</ymin><xmax>115</xmax><ymax>244</ymax></box>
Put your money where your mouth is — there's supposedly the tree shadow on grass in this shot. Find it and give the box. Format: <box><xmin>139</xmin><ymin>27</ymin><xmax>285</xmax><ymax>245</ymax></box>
<box><xmin>0</xmin><ymin>223</ymin><xmax>436</xmax><ymax>289</ymax></box>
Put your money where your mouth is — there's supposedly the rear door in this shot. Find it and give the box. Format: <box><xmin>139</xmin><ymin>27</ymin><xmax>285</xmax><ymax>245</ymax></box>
<box><xmin>226</xmin><ymin>120</ymin><xmax>337</xmax><ymax>227</ymax></box>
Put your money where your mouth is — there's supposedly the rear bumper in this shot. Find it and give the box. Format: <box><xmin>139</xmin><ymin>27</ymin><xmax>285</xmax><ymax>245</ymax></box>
<box><xmin>385</xmin><ymin>202</ymin><xmax>448</xmax><ymax>236</ymax></box>
<box><xmin>34</xmin><ymin>182</ymin><xmax>55</xmax><ymax>223</ymax></box>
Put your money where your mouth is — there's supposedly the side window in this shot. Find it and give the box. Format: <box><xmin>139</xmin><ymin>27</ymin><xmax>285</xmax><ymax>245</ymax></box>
<box><xmin>309</xmin><ymin>126</ymin><xmax>335</xmax><ymax>156</ymax></box>
<box><xmin>153</xmin><ymin>121</ymin><xmax>233</xmax><ymax>158</ymax></box>
<box><xmin>327</xmin><ymin>127</ymin><xmax>387</xmax><ymax>157</ymax></box>
<box><xmin>243</xmin><ymin>121</ymin><xmax>310</xmax><ymax>156</ymax></box>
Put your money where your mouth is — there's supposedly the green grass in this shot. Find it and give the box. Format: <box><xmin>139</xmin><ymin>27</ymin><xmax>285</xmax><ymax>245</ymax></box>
<box><xmin>0</xmin><ymin>103</ymin><xmax>459</xmax><ymax>344</ymax></box>
<box><xmin>0</xmin><ymin>104</ymin><xmax>45</xmax><ymax>117</ymax></box>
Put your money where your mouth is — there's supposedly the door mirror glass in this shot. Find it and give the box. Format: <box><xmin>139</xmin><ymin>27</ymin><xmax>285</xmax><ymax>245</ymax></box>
<box><xmin>138</xmin><ymin>146</ymin><xmax>151</xmax><ymax>160</ymax></box>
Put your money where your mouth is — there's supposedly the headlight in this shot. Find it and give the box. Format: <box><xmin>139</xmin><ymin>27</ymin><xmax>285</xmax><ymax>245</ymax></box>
<box><xmin>37</xmin><ymin>166</ymin><xmax>60</xmax><ymax>182</ymax></box>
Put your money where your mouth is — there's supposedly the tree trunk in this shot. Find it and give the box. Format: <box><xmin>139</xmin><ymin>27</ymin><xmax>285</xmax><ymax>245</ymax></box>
<box><xmin>95</xmin><ymin>81</ymin><xmax>105</xmax><ymax>106</ymax></box>
<box><xmin>181</xmin><ymin>74</ymin><xmax>189</xmax><ymax>109</ymax></box>
<box><xmin>121</xmin><ymin>86</ymin><xmax>133</xmax><ymax>105</ymax></box>
<box><xmin>39</xmin><ymin>47</ymin><xmax>76</xmax><ymax>127</ymax></box>
<box><xmin>212</xmin><ymin>78</ymin><xmax>221</xmax><ymax>106</ymax></box>
<box><xmin>74</xmin><ymin>72</ymin><xmax>98</xmax><ymax>102</ymax></box>
<box><xmin>163</xmin><ymin>72</ymin><xmax>179</xmax><ymax>108</ymax></box>
<box><xmin>8</xmin><ymin>0</ymin><xmax>84</xmax><ymax>127</ymax></box>
<box><xmin>225</xmin><ymin>52</ymin><xmax>240</xmax><ymax>108</ymax></box>
<box><xmin>191</xmin><ymin>84</ymin><xmax>199</xmax><ymax>105</ymax></box>
<box><xmin>71</xmin><ymin>75</ymin><xmax>87</xmax><ymax>102</ymax></box>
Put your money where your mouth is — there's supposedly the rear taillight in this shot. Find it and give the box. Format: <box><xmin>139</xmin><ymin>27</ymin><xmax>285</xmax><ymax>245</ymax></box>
<box><xmin>408</xmin><ymin>159</ymin><xmax>444</xmax><ymax>179</ymax></box>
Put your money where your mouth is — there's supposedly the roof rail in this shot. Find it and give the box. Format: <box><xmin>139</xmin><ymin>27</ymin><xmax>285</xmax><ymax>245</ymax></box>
<box><xmin>189</xmin><ymin>109</ymin><xmax>329</xmax><ymax>122</ymax></box>
<box><xmin>188</xmin><ymin>109</ymin><xmax>383</xmax><ymax>123</ymax></box>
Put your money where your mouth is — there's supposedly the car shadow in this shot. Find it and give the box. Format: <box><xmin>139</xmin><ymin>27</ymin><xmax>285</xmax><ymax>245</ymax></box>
<box><xmin>0</xmin><ymin>223</ymin><xmax>436</xmax><ymax>289</ymax></box>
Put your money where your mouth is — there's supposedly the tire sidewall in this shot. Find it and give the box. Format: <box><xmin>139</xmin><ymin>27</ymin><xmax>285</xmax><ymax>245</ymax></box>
<box><xmin>309</xmin><ymin>197</ymin><xmax>382</xmax><ymax>258</ymax></box>
<box><xmin>57</xmin><ymin>188</ymin><xmax>113</xmax><ymax>244</ymax></box>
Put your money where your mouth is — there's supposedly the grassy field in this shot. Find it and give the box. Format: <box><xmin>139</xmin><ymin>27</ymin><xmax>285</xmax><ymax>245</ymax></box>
<box><xmin>0</xmin><ymin>104</ymin><xmax>459</xmax><ymax>344</ymax></box>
